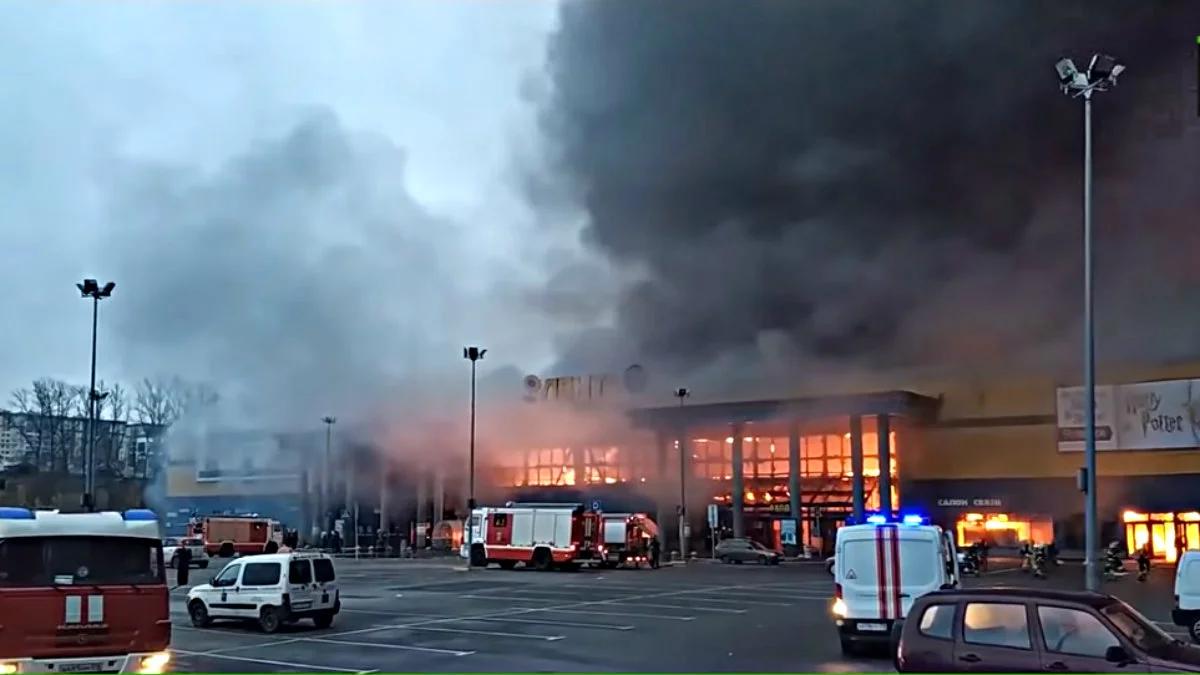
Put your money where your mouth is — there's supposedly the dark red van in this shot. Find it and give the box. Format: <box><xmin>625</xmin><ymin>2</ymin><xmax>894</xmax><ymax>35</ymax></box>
<box><xmin>897</xmin><ymin>588</ymin><xmax>1200</xmax><ymax>673</ymax></box>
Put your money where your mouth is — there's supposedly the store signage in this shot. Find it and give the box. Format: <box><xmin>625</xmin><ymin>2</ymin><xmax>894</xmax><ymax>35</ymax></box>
<box><xmin>524</xmin><ymin>365</ymin><xmax>648</xmax><ymax>403</ymax></box>
<box><xmin>1057</xmin><ymin>379</ymin><xmax>1200</xmax><ymax>452</ymax></box>
<box><xmin>937</xmin><ymin>498</ymin><xmax>1002</xmax><ymax>508</ymax></box>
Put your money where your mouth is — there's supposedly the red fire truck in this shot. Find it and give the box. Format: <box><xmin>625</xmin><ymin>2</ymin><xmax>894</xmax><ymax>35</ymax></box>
<box><xmin>0</xmin><ymin>507</ymin><xmax>171</xmax><ymax>674</ymax></box>
<box><xmin>597</xmin><ymin>512</ymin><xmax>659</xmax><ymax>568</ymax></box>
<box><xmin>187</xmin><ymin>515</ymin><xmax>282</xmax><ymax>557</ymax></box>
<box><xmin>466</xmin><ymin>502</ymin><xmax>601</xmax><ymax>570</ymax></box>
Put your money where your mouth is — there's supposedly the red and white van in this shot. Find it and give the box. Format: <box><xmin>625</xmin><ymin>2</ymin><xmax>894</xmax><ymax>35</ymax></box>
<box><xmin>465</xmin><ymin>503</ymin><xmax>601</xmax><ymax>570</ymax></box>
<box><xmin>0</xmin><ymin>507</ymin><xmax>172</xmax><ymax>673</ymax></box>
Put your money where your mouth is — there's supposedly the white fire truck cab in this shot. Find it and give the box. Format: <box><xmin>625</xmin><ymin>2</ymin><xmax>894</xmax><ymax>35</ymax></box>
<box><xmin>465</xmin><ymin>502</ymin><xmax>601</xmax><ymax>571</ymax></box>
<box><xmin>831</xmin><ymin>514</ymin><xmax>959</xmax><ymax>656</ymax></box>
<box><xmin>0</xmin><ymin>507</ymin><xmax>172</xmax><ymax>674</ymax></box>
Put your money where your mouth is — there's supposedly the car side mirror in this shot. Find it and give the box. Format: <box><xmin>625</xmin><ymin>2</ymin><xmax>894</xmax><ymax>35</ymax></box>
<box><xmin>1105</xmin><ymin>646</ymin><xmax>1131</xmax><ymax>664</ymax></box>
<box><xmin>176</xmin><ymin>563</ymin><xmax>190</xmax><ymax>587</ymax></box>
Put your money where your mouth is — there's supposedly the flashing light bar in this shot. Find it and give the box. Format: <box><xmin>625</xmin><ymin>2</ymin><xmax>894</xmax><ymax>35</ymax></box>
<box><xmin>902</xmin><ymin>514</ymin><xmax>925</xmax><ymax>526</ymax></box>
<box><xmin>123</xmin><ymin>509</ymin><xmax>158</xmax><ymax>521</ymax></box>
<box><xmin>866</xmin><ymin>515</ymin><xmax>887</xmax><ymax>525</ymax></box>
<box><xmin>0</xmin><ymin>507</ymin><xmax>34</xmax><ymax>520</ymax></box>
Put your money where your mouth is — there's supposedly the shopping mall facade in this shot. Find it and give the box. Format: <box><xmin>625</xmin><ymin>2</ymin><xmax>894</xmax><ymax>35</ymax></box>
<box><xmin>493</xmin><ymin>361</ymin><xmax>1200</xmax><ymax>560</ymax></box>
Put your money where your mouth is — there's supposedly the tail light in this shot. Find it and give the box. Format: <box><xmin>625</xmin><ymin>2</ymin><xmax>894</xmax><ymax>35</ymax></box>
<box><xmin>282</xmin><ymin>593</ymin><xmax>292</xmax><ymax>611</ymax></box>
<box><xmin>835</xmin><ymin>583</ymin><xmax>843</xmax><ymax>599</ymax></box>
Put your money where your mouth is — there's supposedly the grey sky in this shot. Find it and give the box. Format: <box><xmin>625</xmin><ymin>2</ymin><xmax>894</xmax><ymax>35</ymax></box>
<box><xmin>0</xmin><ymin>1</ymin><xmax>593</xmax><ymax>429</ymax></box>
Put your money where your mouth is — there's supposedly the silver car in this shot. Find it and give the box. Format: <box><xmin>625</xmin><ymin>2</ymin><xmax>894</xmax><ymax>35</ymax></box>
<box><xmin>715</xmin><ymin>538</ymin><xmax>782</xmax><ymax>565</ymax></box>
<box><xmin>163</xmin><ymin>536</ymin><xmax>210</xmax><ymax>568</ymax></box>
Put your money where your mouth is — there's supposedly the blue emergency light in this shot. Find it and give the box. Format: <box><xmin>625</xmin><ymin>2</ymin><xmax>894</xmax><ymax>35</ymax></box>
<box><xmin>0</xmin><ymin>507</ymin><xmax>34</xmax><ymax>520</ymax></box>
<box><xmin>123</xmin><ymin>509</ymin><xmax>158</xmax><ymax>521</ymax></box>
<box><xmin>902</xmin><ymin>514</ymin><xmax>927</xmax><ymax>526</ymax></box>
<box><xmin>865</xmin><ymin>514</ymin><xmax>888</xmax><ymax>525</ymax></box>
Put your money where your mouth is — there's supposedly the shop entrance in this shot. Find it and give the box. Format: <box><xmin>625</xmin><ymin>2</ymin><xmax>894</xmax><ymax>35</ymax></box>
<box><xmin>1123</xmin><ymin>511</ymin><xmax>1200</xmax><ymax>562</ymax></box>
<box><xmin>954</xmin><ymin>512</ymin><xmax>1054</xmax><ymax>548</ymax></box>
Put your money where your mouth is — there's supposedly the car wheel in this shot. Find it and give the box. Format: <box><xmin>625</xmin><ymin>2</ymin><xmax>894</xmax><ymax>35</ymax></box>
<box><xmin>759</xmin><ymin>555</ymin><xmax>769</xmax><ymax>565</ymax></box>
<box><xmin>218</xmin><ymin>542</ymin><xmax>235</xmax><ymax>558</ymax></box>
<box><xmin>188</xmin><ymin>600</ymin><xmax>212</xmax><ymax>628</ymax></box>
<box><xmin>258</xmin><ymin>606</ymin><xmax>282</xmax><ymax>634</ymax></box>
<box><xmin>312</xmin><ymin>611</ymin><xmax>334</xmax><ymax>629</ymax></box>
<box><xmin>170</xmin><ymin>554</ymin><xmax>179</xmax><ymax>569</ymax></box>
<box><xmin>1190</xmin><ymin>617</ymin><xmax>1200</xmax><ymax>644</ymax></box>
<box><xmin>720</xmin><ymin>555</ymin><xmax>730</xmax><ymax>564</ymax></box>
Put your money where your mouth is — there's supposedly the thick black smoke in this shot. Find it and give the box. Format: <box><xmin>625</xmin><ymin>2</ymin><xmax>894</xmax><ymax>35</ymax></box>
<box><xmin>541</xmin><ymin>1</ymin><xmax>1200</xmax><ymax>385</ymax></box>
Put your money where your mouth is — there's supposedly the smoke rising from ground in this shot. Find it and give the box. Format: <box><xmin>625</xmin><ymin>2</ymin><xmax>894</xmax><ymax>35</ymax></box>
<box><xmin>539</xmin><ymin>0</ymin><xmax>1200</xmax><ymax>393</ymax></box>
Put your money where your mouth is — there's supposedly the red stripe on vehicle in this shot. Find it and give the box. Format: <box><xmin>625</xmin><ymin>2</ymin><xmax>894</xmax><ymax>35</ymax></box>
<box><xmin>888</xmin><ymin>525</ymin><xmax>902</xmax><ymax>618</ymax></box>
<box><xmin>875</xmin><ymin>526</ymin><xmax>888</xmax><ymax>619</ymax></box>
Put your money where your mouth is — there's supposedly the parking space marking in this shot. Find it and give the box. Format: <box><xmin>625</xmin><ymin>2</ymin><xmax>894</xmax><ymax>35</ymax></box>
<box><xmin>382</xmin><ymin>624</ymin><xmax>566</xmax><ymax>641</ymax></box>
<box><xmin>674</xmin><ymin>596</ymin><xmax>794</xmax><ymax>607</ymax></box>
<box><xmin>172</xmin><ymin>648</ymin><xmax>364</xmax><ymax>673</ymax></box>
<box><xmin>466</xmin><ymin>616</ymin><xmax>634</xmax><ymax>631</ymax></box>
<box><xmin>630</xmin><ymin>601</ymin><xmax>746</xmax><ymax>614</ymax></box>
<box><xmin>467</xmin><ymin>587</ymin><xmax>639</xmax><ymax>599</ymax></box>
<box><xmin>303</xmin><ymin>636</ymin><xmax>473</xmax><ymax>656</ymax></box>
<box><xmin>533</xmin><ymin>607</ymin><xmax>695</xmax><ymax>621</ymax></box>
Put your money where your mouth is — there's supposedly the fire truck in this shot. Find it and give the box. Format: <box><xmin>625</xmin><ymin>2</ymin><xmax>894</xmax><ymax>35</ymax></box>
<box><xmin>187</xmin><ymin>515</ymin><xmax>282</xmax><ymax>558</ymax></box>
<box><xmin>466</xmin><ymin>502</ymin><xmax>602</xmax><ymax>570</ymax></box>
<box><xmin>597</xmin><ymin>512</ymin><xmax>659</xmax><ymax>568</ymax></box>
<box><xmin>0</xmin><ymin>507</ymin><xmax>171</xmax><ymax>674</ymax></box>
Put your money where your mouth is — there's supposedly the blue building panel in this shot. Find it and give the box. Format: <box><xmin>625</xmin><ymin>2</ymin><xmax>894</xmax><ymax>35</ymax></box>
<box><xmin>155</xmin><ymin>495</ymin><xmax>304</xmax><ymax>536</ymax></box>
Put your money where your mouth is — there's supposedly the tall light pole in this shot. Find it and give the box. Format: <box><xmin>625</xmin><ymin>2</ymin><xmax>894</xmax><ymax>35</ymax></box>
<box><xmin>1057</xmin><ymin>53</ymin><xmax>1124</xmax><ymax>592</ymax></box>
<box><xmin>77</xmin><ymin>278</ymin><xmax>114</xmax><ymax>512</ymax></box>
<box><xmin>463</xmin><ymin>346</ymin><xmax>486</xmax><ymax>566</ymax></box>
<box><xmin>674</xmin><ymin>387</ymin><xmax>690</xmax><ymax>560</ymax></box>
<box><xmin>322</xmin><ymin>416</ymin><xmax>336</xmax><ymax>536</ymax></box>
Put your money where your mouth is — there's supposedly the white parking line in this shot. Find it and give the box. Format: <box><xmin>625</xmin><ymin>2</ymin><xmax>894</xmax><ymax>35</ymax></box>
<box><xmin>631</xmin><ymin>602</ymin><xmax>746</xmax><ymax>614</ymax></box>
<box><xmin>675</xmin><ymin>596</ymin><xmax>793</xmax><ymax>607</ymax></box>
<box><xmin>173</xmin><ymin>648</ymin><xmax>364</xmax><ymax>673</ymax></box>
<box><xmin>384</xmin><ymin>624</ymin><xmax>565</xmax><ymax>641</ymax></box>
<box><xmin>534</xmin><ymin>607</ymin><xmax>695</xmax><ymax>621</ymax></box>
<box><xmin>303</xmin><ymin>636</ymin><xmax>473</xmax><ymax>656</ymax></box>
<box><xmin>467</xmin><ymin>616</ymin><xmax>634</xmax><ymax>631</ymax></box>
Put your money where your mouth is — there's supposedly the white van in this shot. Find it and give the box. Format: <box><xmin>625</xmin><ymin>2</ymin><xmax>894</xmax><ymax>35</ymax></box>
<box><xmin>187</xmin><ymin>552</ymin><xmax>340</xmax><ymax>633</ymax></box>
<box><xmin>832</xmin><ymin>517</ymin><xmax>959</xmax><ymax>655</ymax></box>
<box><xmin>1172</xmin><ymin>550</ymin><xmax>1200</xmax><ymax>641</ymax></box>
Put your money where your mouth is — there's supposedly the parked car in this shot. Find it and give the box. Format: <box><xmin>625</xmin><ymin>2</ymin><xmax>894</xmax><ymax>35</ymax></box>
<box><xmin>186</xmin><ymin>552</ymin><xmax>340</xmax><ymax>633</ymax></box>
<box><xmin>1173</xmin><ymin>550</ymin><xmax>1200</xmax><ymax>641</ymax></box>
<box><xmin>897</xmin><ymin>587</ymin><xmax>1200</xmax><ymax>672</ymax></box>
<box><xmin>715</xmin><ymin>538</ymin><xmax>781</xmax><ymax>565</ymax></box>
<box><xmin>163</xmin><ymin>536</ymin><xmax>210</xmax><ymax>568</ymax></box>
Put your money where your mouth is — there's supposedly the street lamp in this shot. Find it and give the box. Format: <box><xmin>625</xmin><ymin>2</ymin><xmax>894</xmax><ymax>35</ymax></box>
<box><xmin>77</xmin><ymin>278</ymin><xmax>114</xmax><ymax>512</ymax></box>
<box><xmin>674</xmin><ymin>387</ymin><xmax>690</xmax><ymax>560</ymax></box>
<box><xmin>322</xmin><ymin>416</ymin><xmax>336</xmax><ymax>536</ymax></box>
<box><xmin>463</xmin><ymin>346</ymin><xmax>486</xmax><ymax>566</ymax></box>
<box><xmin>1057</xmin><ymin>53</ymin><xmax>1124</xmax><ymax>593</ymax></box>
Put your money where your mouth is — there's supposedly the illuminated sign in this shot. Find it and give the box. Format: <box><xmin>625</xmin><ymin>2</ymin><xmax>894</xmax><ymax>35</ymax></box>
<box><xmin>524</xmin><ymin>365</ymin><xmax>648</xmax><ymax>403</ymax></box>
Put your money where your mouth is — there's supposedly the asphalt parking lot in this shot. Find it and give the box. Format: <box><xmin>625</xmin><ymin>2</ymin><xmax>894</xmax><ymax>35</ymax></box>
<box><xmin>169</xmin><ymin>557</ymin><xmax>867</xmax><ymax>673</ymax></box>
<box><xmin>167</xmin><ymin>556</ymin><xmax>1190</xmax><ymax>673</ymax></box>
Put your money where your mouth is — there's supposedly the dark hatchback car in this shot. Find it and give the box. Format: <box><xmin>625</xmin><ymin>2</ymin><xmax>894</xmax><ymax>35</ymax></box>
<box><xmin>897</xmin><ymin>588</ymin><xmax>1200</xmax><ymax>672</ymax></box>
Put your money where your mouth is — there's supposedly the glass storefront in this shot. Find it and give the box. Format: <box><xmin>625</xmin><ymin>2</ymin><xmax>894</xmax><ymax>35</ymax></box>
<box><xmin>1122</xmin><ymin>510</ymin><xmax>1200</xmax><ymax>562</ymax></box>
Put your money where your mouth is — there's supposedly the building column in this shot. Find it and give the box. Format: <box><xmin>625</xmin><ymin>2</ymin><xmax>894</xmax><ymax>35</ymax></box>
<box><xmin>787</xmin><ymin>421</ymin><xmax>802</xmax><ymax>547</ymax></box>
<box><xmin>573</xmin><ymin>446</ymin><xmax>587</xmax><ymax>488</ymax></box>
<box><xmin>731</xmin><ymin>423</ymin><xmax>745</xmax><ymax>539</ymax></box>
<box><xmin>415</xmin><ymin>469</ymin><xmax>428</xmax><ymax>549</ymax></box>
<box><xmin>878</xmin><ymin>414</ymin><xmax>892</xmax><ymax>516</ymax></box>
<box><xmin>677</xmin><ymin>428</ymin><xmax>690</xmax><ymax>558</ymax></box>
<box><xmin>850</xmin><ymin>415</ymin><xmax>865</xmax><ymax>521</ymax></box>
<box><xmin>433</xmin><ymin>462</ymin><xmax>446</xmax><ymax>524</ymax></box>
<box><xmin>379</xmin><ymin>465</ymin><xmax>390</xmax><ymax>536</ymax></box>
<box><xmin>655</xmin><ymin>432</ymin><xmax>670</xmax><ymax>547</ymax></box>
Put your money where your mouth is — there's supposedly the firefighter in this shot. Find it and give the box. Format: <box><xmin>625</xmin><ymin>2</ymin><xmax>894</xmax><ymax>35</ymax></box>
<box><xmin>649</xmin><ymin>536</ymin><xmax>661</xmax><ymax>569</ymax></box>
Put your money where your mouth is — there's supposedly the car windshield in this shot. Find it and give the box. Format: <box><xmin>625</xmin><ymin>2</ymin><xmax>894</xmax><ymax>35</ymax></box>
<box><xmin>749</xmin><ymin>541</ymin><xmax>768</xmax><ymax>550</ymax></box>
<box><xmin>0</xmin><ymin>536</ymin><xmax>164</xmax><ymax>587</ymax></box>
<box><xmin>1102</xmin><ymin>600</ymin><xmax>1175</xmax><ymax>654</ymax></box>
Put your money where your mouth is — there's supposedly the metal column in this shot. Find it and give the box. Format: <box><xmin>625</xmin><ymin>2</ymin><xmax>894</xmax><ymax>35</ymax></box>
<box><xmin>677</xmin><ymin>430</ymin><xmax>690</xmax><ymax>558</ymax></box>
<box><xmin>731</xmin><ymin>425</ymin><xmax>745</xmax><ymax>539</ymax></box>
<box><xmin>787</xmin><ymin>421</ymin><xmax>802</xmax><ymax>548</ymax></box>
<box><xmin>416</xmin><ymin>470</ymin><xmax>428</xmax><ymax>549</ymax></box>
<box><xmin>655</xmin><ymin>433</ymin><xmax>670</xmax><ymax>547</ymax></box>
<box><xmin>878</xmin><ymin>414</ymin><xmax>892</xmax><ymax>517</ymax></box>
<box><xmin>850</xmin><ymin>415</ymin><xmax>865</xmax><ymax>521</ymax></box>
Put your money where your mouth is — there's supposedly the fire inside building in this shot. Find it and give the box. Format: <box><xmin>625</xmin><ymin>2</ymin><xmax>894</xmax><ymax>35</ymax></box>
<box><xmin>492</xmin><ymin>361</ymin><xmax>1200</xmax><ymax>559</ymax></box>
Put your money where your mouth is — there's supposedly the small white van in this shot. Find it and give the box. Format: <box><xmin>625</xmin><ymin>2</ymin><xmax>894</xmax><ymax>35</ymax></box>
<box><xmin>187</xmin><ymin>552</ymin><xmax>340</xmax><ymax>633</ymax></box>
<box><xmin>1173</xmin><ymin>550</ymin><xmax>1200</xmax><ymax>641</ymax></box>
<box><xmin>832</xmin><ymin>516</ymin><xmax>959</xmax><ymax>655</ymax></box>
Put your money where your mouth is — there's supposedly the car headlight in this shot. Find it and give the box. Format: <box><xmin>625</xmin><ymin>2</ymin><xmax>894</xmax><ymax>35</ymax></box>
<box><xmin>138</xmin><ymin>651</ymin><xmax>171</xmax><ymax>674</ymax></box>
<box><xmin>832</xmin><ymin>598</ymin><xmax>847</xmax><ymax>617</ymax></box>
<box><xmin>0</xmin><ymin>662</ymin><xmax>18</xmax><ymax>674</ymax></box>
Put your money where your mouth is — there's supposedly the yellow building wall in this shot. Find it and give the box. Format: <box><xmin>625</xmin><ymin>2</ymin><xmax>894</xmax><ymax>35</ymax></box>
<box><xmin>166</xmin><ymin>465</ymin><xmax>302</xmax><ymax>498</ymax></box>
<box><xmin>903</xmin><ymin>359</ymin><xmax>1200</xmax><ymax>481</ymax></box>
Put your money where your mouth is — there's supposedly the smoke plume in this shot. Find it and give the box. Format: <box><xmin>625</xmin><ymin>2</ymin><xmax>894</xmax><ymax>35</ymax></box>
<box><xmin>539</xmin><ymin>0</ymin><xmax>1200</xmax><ymax>391</ymax></box>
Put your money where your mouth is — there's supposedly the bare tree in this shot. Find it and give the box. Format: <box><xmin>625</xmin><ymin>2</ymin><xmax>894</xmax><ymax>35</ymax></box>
<box><xmin>133</xmin><ymin>378</ymin><xmax>181</xmax><ymax>427</ymax></box>
<box><xmin>9</xmin><ymin>379</ymin><xmax>79</xmax><ymax>473</ymax></box>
